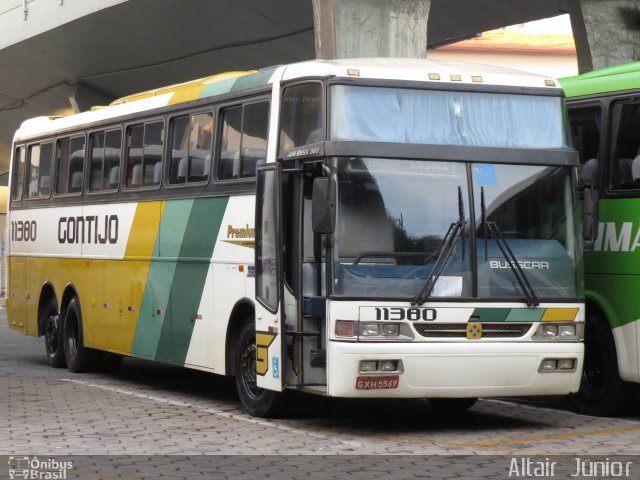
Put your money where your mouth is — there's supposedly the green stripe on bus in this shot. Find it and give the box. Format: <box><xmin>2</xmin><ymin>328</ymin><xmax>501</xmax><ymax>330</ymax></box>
<box><xmin>471</xmin><ymin>308</ymin><xmax>509</xmax><ymax>322</ymax></box>
<box><xmin>154</xmin><ymin>196</ymin><xmax>229</xmax><ymax>364</ymax></box>
<box><xmin>131</xmin><ymin>200</ymin><xmax>194</xmax><ymax>359</ymax></box>
<box><xmin>505</xmin><ymin>308</ymin><xmax>545</xmax><ymax>322</ymax></box>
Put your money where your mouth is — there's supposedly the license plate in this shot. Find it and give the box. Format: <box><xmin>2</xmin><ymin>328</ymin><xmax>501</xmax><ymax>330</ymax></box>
<box><xmin>356</xmin><ymin>375</ymin><xmax>399</xmax><ymax>390</ymax></box>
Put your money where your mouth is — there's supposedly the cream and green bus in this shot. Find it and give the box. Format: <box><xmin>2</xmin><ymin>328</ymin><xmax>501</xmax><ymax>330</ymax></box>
<box><xmin>7</xmin><ymin>59</ymin><xmax>585</xmax><ymax>417</ymax></box>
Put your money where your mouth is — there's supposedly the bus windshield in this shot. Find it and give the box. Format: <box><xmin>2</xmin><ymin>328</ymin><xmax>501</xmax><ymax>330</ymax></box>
<box><xmin>330</xmin><ymin>85</ymin><xmax>570</xmax><ymax>149</ymax></box>
<box><xmin>331</xmin><ymin>157</ymin><xmax>581</xmax><ymax>300</ymax></box>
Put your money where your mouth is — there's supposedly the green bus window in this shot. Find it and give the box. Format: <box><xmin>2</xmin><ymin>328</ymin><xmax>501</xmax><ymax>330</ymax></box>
<box><xmin>11</xmin><ymin>146</ymin><xmax>25</xmax><ymax>201</ymax></box>
<box><xmin>610</xmin><ymin>102</ymin><xmax>640</xmax><ymax>191</ymax></box>
<box><xmin>568</xmin><ymin>106</ymin><xmax>601</xmax><ymax>166</ymax></box>
<box><xmin>279</xmin><ymin>83</ymin><xmax>323</xmax><ymax>153</ymax></box>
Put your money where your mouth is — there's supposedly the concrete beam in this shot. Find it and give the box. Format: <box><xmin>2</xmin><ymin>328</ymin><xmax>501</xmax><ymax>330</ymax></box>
<box><xmin>570</xmin><ymin>0</ymin><xmax>640</xmax><ymax>72</ymax></box>
<box><xmin>313</xmin><ymin>0</ymin><xmax>431</xmax><ymax>58</ymax></box>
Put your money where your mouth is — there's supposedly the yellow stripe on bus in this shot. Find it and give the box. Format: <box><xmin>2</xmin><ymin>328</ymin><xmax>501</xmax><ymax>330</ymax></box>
<box><xmin>541</xmin><ymin>308</ymin><xmax>579</xmax><ymax>322</ymax></box>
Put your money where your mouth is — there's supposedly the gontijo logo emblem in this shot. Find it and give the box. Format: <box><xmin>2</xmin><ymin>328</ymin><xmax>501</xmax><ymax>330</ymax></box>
<box><xmin>466</xmin><ymin>323</ymin><xmax>483</xmax><ymax>340</ymax></box>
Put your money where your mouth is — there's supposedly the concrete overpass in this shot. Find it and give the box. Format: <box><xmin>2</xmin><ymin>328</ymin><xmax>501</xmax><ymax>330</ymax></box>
<box><xmin>0</xmin><ymin>0</ymin><xmax>638</xmax><ymax>170</ymax></box>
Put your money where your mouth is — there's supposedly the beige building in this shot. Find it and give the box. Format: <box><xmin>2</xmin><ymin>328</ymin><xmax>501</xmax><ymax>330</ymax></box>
<box><xmin>429</xmin><ymin>29</ymin><xmax>578</xmax><ymax>79</ymax></box>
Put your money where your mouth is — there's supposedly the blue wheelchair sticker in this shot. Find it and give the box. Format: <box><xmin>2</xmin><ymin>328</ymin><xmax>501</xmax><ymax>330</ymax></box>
<box><xmin>272</xmin><ymin>357</ymin><xmax>280</xmax><ymax>379</ymax></box>
<box><xmin>473</xmin><ymin>164</ymin><xmax>497</xmax><ymax>186</ymax></box>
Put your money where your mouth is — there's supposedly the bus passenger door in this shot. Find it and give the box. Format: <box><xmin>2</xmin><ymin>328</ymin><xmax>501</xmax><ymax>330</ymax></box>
<box><xmin>254</xmin><ymin>165</ymin><xmax>284</xmax><ymax>391</ymax></box>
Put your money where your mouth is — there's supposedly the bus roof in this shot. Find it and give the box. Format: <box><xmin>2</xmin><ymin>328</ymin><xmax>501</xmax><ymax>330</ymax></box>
<box><xmin>560</xmin><ymin>61</ymin><xmax>640</xmax><ymax>99</ymax></box>
<box><xmin>16</xmin><ymin>58</ymin><xmax>561</xmax><ymax>142</ymax></box>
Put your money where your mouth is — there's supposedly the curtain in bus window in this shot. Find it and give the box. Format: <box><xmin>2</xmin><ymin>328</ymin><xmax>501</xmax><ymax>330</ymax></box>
<box><xmin>90</xmin><ymin>132</ymin><xmax>105</xmax><ymax>192</ymax></box>
<box><xmin>37</xmin><ymin>143</ymin><xmax>53</xmax><ymax>197</ymax></box>
<box><xmin>27</xmin><ymin>145</ymin><xmax>41</xmax><ymax>198</ymax></box>
<box><xmin>68</xmin><ymin>137</ymin><xmax>85</xmax><ymax>193</ymax></box>
<box><xmin>143</xmin><ymin>122</ymin><xmax>163</xmax><ymax>186</ymax></box>
<box><xmin>188</xmin><ymin>113</ymin><xmax>213</xmax><ymax>182</ymax></box>
<box><xmin>11</xmin><ymin>147</ymin><xmax>25</xmax><ymax>200</ymax></box>
<box><xmin>104</xmin><ymin>130</ymin><xmax>122</xmax><ymax>190</ymax></box>
<box><xmin>56</xmin><ymin>138</ymin><xmax>70</xmax><ymax>194</ymax></box>
<box><xmin>330</xmin><ymin>85</ymin><xmax>568</xmax><ymax>149</ymax></box>
<box><xmin>126</xmin><ymin>125</ymin><xmax>144</xmax><ymax>188</ymax></box>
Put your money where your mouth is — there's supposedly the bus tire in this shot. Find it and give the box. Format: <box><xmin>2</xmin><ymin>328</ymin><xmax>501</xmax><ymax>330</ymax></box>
<box><xmin>428</xmin><ymin>397</ymin><xmax>477</xmax><ymax>413</ymax></box>
<box><xmin>62</xmin><ymin>297</ymin><xmax>99</xmax><ymax>373</ymax></box>
<box><xmin>234</xmin><ymin>316</ymin><xmax>287</xmax><ymax>418</ymax></box>
<box><xmin>43</xmin><ymin>298</ymin><xmax>66</xmax><ymax>368</ymax></box>
<box><xmin>572</xmin><ymin>314</ymin><xmax>631</xmax><ymax>416</ymax></box>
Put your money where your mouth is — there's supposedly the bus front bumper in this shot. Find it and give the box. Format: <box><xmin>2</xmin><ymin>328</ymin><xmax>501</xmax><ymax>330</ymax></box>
<box><xmin>327</xmin><ymin>341</ymin><xmax>584</xmax><ymax>398</ymax></box>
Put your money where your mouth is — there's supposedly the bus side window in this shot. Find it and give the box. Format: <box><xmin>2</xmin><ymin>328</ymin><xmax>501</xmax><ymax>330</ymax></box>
<box><xmin>609</xmin><ymin>101</ymin><xmax>640</xmax><ymax>191</ymax></box>
<box><xmin>11</xmin><ymin>146</ymin><xmax>25</xmax><ymax>201</ymax></box>
<box><xmin>279</xmin><ymin>83</ymin><xmax>323</xmax><ymax>154</ymax></box>
<box><xmin>169</xmin><ymin>112</ymin><xmax>213</xmax><ymax>185</ymax></box>
<box><xmin>143</xmin><ymin>121</ymin><xmax>163</xmax><ymax>186</ymax></box>
<box><xmin>218</xmin><ymin>100</ymin><xmax>269</xmax><ymax>181</ymax></box>
<box><xmin>27</xmin><ymin>142</ymin><xmax>53</xmax><ymax>198</ymax></box>
<box><xmin>55</xmin><ymin>136</ymin><xmax>85</xmax><ymax>195</ymax></box>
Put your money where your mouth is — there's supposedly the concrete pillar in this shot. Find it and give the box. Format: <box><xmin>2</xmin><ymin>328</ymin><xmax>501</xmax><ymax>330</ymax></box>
<box><xmin>68</xmin><ymin>83</ymin><xmax>115</xmax><ymax>113</ymax></box>
<box><xmin>570</xmin><ymin>0</ymin><xmax>640</xmax><ymax>72</ymax></box>
<box><xmin>312</xmin><ymin>0</ymin><xmax>431</xmax><ymax>59</ymax></box>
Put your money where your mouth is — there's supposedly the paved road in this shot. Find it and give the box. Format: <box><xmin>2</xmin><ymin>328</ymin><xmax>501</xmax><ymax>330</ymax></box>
<box><xmin>1</xmin><ymin>306</ymin><xmax>639</xmax><ymax>478</ymax></box>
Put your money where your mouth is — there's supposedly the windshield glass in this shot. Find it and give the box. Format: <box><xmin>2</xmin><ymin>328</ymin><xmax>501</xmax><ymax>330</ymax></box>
<box><xmin>330</xmin><ymin>158</ymin><xmax>582</xmax><ymax>300</ymax></box>
<box><xmin>330</xmin><ymin>85</ymin><xmax>569</xmax><ymax>149</ymax></box>
<box><xmin>332</xmin><ymin>158</ymin><xmax>472</xmax><ymax>298</ymax></box>
<box><xmin>473</xmin><ymin>163</ymin><xmax>582</xmax><ymax>299</ymax></box>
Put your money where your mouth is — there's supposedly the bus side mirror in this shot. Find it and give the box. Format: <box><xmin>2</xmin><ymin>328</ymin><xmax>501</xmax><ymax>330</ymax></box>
<box><xmin>312</xmin><ymin>177</ymin><xmax>336</xmax><ymax>234</ymax></box>
<box><xmin>579</xmin><ymin>158</ymin><xmax>599</xmax><ymax>250</ymax></box>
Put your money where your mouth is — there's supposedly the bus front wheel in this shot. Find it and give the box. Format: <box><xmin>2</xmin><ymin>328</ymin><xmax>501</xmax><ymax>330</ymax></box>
<box><xmin>62</xmin><ymin>297</ymin><xmax>99</xmax><ymax>373</ymax></box>
<box><xmin>234</xmin><ymin>316</ymin><xmax>286</xmax><ymax>418</ymax></box>
<box><xmin>43</xmin><ymin>298</ymin><xmax>66</xmax><ymax>368</ymax></box>
<box><xmin>573</xmin><ymin>314</ymin><xmax>631</xmax><ymax>416</ymax></box>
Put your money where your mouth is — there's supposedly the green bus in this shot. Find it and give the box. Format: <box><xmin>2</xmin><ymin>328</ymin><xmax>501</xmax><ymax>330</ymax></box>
<box><xmin>561</xmin><ymin>63</ymin><xmax>640</xmax><ymax>415</ymax></box>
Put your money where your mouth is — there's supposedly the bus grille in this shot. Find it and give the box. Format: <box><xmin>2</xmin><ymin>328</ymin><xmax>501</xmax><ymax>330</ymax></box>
<box><xmin>413</xmin><ymin>323</ymin><xmax>532</xmax><ymax>338</ymax></box>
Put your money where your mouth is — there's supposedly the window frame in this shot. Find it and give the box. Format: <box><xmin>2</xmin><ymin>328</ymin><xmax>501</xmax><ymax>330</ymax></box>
<box><xmin>87</xmin><ymin>126</ymin><xmax>124</xmax><ymax>195</ymax></box>
<box><xmin>53</xmin><ymin>133</ymin><xmax>87</xmax><ymax>198</ymax></box>
<box><xmin>215</xmin><ymin>96</ymin><xmax>271</xmax><ymax>185</ymax></box>
<box><xmin>25</xmin><ymin>140</ymin><xmax>54</xmax><ymax>200</ymax></box>
<box><xmin>11</xmin><ymin>145</ymin><xmax>26</xmax><ymax>202</ymax></box>
<box><xmin>165</xmin><ymin>107</ymin><xmax>214</xmax><ymax>190</ymax></box>
<box><xmin>123</xmin><ymin>117</ymin><xmax>165</xmax><ymax>192</ymax></box>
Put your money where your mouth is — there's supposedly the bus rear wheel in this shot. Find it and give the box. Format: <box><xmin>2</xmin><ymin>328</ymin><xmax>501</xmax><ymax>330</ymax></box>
<box><xmin>572</xmin><ymin>314</ymin><xmax>631</xmax><ymax>416</ymax></box>
<box><xmin>43</xmin><ymin>298</ymin><xmax>66</xmax><ymax>368</ymax></box>
<box><xmin>63</xmin><ymin>297</ymin><xmax>99</xmax><ymax>373</ymax></box>
<box><xmin>234</xmin><ymin>316</ymin><xmax>286</xmax><ymax>418</ymax></box>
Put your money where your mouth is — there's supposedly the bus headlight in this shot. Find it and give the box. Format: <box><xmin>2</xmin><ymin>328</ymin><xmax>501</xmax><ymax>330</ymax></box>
<box><xmin>533</xmin><ymin>322</ymin><xmax>583</xmax><ymax>341</ymax></box>
<box><xmin>361</xmin><ymin>323</ymin><xmax>380</xmax><ymax>336</ymax></box>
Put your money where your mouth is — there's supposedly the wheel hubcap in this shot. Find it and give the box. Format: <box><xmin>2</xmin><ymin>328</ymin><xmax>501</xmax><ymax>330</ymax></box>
<box><xmin>66</xmin><ymin>315</ymin><xmax>78</xmax><ymax>359</ymax></box>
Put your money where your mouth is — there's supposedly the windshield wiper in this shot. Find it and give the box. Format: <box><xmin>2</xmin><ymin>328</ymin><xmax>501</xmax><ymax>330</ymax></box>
<box><xmin>480</xmin><ymin>186</ymin><xmax>539</xmax><ymax>307</ymax></box>
<box><xmin>412</xmin><ymin>186</ymin><xmax>466</xmax><ymax>306</ymax></box>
